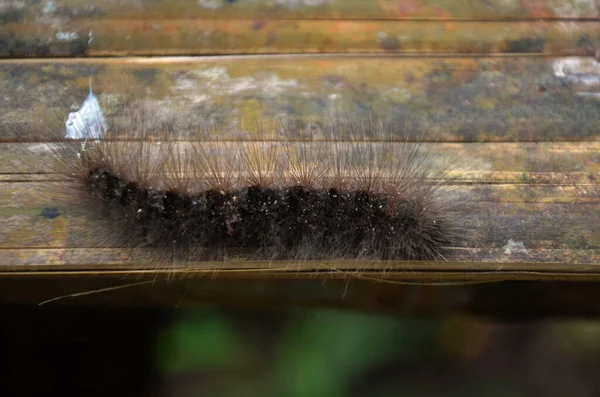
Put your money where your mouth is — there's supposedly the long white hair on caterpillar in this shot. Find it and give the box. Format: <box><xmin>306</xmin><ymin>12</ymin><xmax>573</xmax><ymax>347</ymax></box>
<box><xmin>37</xmin><ymin>83</ymin><xmax>473</xmax><ymax>279</ymax></box>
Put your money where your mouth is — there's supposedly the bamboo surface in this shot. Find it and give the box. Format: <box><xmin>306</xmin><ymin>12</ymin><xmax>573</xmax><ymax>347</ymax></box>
<box><xmin>1</xmin><ymin>0</ymin><xmax>599</xmax><ymax>314</ymax></box>
<box><xmin>1</xmin><ymin>0</ymin><xmax>599</xmax><ymax>57</ymax></box>
<box><xmin>3</xmin><ymin>56</ymin><xmax>600</xmax><ymax>142</ymax></box>
<box><xmin>5</xmin><ymin>0</ymin><xmax>599</xmax><ymax>20</ymax></box>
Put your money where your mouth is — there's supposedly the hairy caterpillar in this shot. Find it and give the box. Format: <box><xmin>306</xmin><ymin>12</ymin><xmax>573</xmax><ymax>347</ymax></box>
<box><xmin>40</xmin><ymin>84</ymin><xmax>471</xmax><ymax>268</ymax></box>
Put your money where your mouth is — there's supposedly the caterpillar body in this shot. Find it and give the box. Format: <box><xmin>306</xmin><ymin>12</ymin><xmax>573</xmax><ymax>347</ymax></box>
<box><xmin>45</xmin><ymin>86</ymin><xmax>470</xmax><ymax>265</ymax></box>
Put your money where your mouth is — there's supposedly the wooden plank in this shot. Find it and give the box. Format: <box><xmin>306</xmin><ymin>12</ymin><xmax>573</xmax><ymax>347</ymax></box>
<box><xmin>2</xmin><ymin>56</ymin><xmax>600</xmax><ymax>142</ymax></box>
<box><xmin>1</xmin><ymin>178</ymin><xmax>599</xmax><ymax>256</ymax></box>
<box><xmin>1</xmin><ymin>3</ymin><xmax>598</xmax><ymax>317</ymax></box>
<box><xmin>2</xmin><ymin>0</ymin><xmax>597</xmax><ymax>21</ymax></box>
<box><xmin>3</xmin><ymin>142</ymin><xmax>599</xmax><ymax>175</ymax></box>
<box><xmin>2</xmin><ymin>20</ymin><xmax>598</xmax><ymax>57</ymax></box>
<box><xmin>2</xmin><ymin>247</ymin><xmax>600</xmax><ymax>273</ymax></box>
<box><xmin>1</xmin><ymin>146</ymin><xmax>599</xmax><ymax>268</ymax></box>
<box><xmin>1</xmin><ymin>139</ymin><xmax>598</xmax><ymax>258</ymax></box>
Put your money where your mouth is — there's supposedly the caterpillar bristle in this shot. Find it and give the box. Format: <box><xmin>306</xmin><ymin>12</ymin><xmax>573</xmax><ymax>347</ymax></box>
<box><xmin>35</xmin><ymin>88</ymin><xmax>472</xmax><ymax>267</ymax></box>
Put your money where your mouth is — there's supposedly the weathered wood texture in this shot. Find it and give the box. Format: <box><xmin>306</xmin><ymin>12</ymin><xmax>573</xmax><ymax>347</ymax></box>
<box><xmin>2</xmin><ymin>57</ymin><xmax>600</xmax><ymax>142</ymax></box>
<box><xmin>2</xmin><ymin>137</ymin><xmax>599</xmax><ymax>269</ymax></box>
<box><xmin>2</xmin><ymin>20</ymin><xmax>599</xmax><ymax>57</ymax></box>
<box><xmin>2</xmin><ymin>178</ymin><xmax>599</xmax><ymax>267</ymax></box>
<box><xmin>1</xmin><ymin>1</ymin><xmax>599</xmax><ymax>313</ymax></box>
<box><xmin>4</xmin><ymin>0</ymin><xmax>599</xmax><ymax>20</ymax></box>
<box><xmin>1</xmin><ymin>0</ymin><xmax>599</xmax><ymax>57</ymax></box>
<box><xmin>1</xmin><ymin>57</ymin><xmax>599</xmax><ymax>278</ymax></box>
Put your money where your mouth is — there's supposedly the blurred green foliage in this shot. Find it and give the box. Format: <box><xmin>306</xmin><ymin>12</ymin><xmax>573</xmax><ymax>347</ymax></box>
<box><xmin>155</xmin><ymin>308</ymin><xmax>600</xmax><ymax>397</ymax></box>
<box><xmin>275</xmin><ymin>311</ymin><xmax>404</xmax><ymax>397</ymax></box>
<box><xmin>156</xmin><ymin>310</ymin><xmax>248</xmax><ymax>374</ymax></box>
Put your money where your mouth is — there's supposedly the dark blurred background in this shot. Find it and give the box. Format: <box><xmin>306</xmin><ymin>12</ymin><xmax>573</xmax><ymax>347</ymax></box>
<box><xmin>1</xmin><ymin>304</ymin><xmax>600</xmax><ymax>397</ymax></box>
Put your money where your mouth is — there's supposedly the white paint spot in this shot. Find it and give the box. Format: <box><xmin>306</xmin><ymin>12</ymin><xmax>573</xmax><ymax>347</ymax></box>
<box><xmin>553</xmin><ymin>58</ymin><xmax>580</xmax><ymax>77</ymax></box>
<box><xmin>56</xmin><ymin>31</ymin><xmax>79</xmax><ymax>41</ymax></box>
<box><xmin>302</xmin><ymin>0</ymin><xmax>328</xmax><ymax>5</ymax></box>
<box><xmin>193</xmin><ymin>66</ymin><xmax>298</xmax><ymax>95</ymax></box>
<box><xmin>581</xmin><ymin>75</ymin><xmax>600</xmax><ymax>86</ymax></box>
<box><xmin>65</xmin><ymin>83</ymin><xmax>107</xmax><ymax>139</ymax></box>
<box><xmin>28</xmin><ymin>143</ymin><xmax>54</xmax><ymax>153</ymax></box>
<box><xmin>229</xmin><ymin>76</ymin><xmax>260</xmax><ymax>93</ymax></box>
<box><xmin>553</xmin><ymin>58</ymin><xmax>600</xmax><ymax>80</ymax></box>
<box><xmin>43</xmin><ymin>0</ymin><xmax>56</xmax><ymax>13</ymax></box>
<box><xmin>576</xmin><ymin>92</ymin><xmax>600</xmax><ymax>98</ymax></box>
<box><xmin>195</xmin><ymin>66</ymin><xmax>229</xmax><ymax>81</ymax></box>
<box><xmin>198</xmin><ymin>0</ymin><xmax>223</xmax><ymax>10</ymax></box>
<box><xmin>551</xmin><ymin>0</ymin><xmax>595</xmax><ymax>18</ymax></box>
<box><xmin>503</xmin><ymin>239</ymin><xmax>527</xmax><ymax>255</ymax></box>
<box><xmin>274</xmin><ymin>0</ymin><xmax>330</xmax><ymax>9</ymax></box>
<box><xmin>552</xmin><ymin>57</ymin><xmax>600</xmax><ymax>99</ymax></box>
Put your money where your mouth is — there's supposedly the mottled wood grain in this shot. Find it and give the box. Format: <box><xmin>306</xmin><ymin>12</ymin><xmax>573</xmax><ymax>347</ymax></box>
<box><xmin>3</xmin><ymin>141</ymin><xmax>599</xmax><ymax>175</ymax></box>
<box><xmin>2</xmin><ymin>0</ymin><xmax>597</xmax><ymax>22</ymax></box>
<box><xmin>1</xmin><ymin>0</ymin><xmax>598</xmax><ymax>57</ymax></box>
<box><xmin>2</xmin><ymin>56</ymin><xmax>600</xmax><ymax>142</ymax></box>
<box><xmin>1</xmin><ymin>0</ymin><xmax>599</xmax><ymax>313</ymax></box>
<box><xmin>1</xmin><ymin>139</ymin><xmax>599</xmax><ymax>263</ymax></box>
<box><xmin>1</xmin><ymin>55</ymin><xmax>599</xmax><ymax>282</ymax></box>
<box><xmin>2</xmin><ymin>19</ymin><xmax>598</xmax><ymax>57</ymax></box>
<box><xmin>2</xmin><ymin>183</ymin><xmax>599</xmax><ymax>252</ymax></box>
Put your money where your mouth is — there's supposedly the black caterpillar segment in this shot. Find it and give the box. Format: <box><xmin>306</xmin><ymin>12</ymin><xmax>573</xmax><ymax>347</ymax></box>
<box><xmin>85</xmin><ymin>166</ymin><xmax>456</xmax><ymax>261</ymax></box>
<box><xmin>44</xmin><ymin>105</ymin><xmax>470</xmax><ymax>265</ymax></box>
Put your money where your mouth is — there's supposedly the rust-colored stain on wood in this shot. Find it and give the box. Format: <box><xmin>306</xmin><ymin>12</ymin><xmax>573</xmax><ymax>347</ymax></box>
<box><xmin>1</xmin><ymin>0</ymin><xmax>599</xmax><ymax>57</ymax></box>
<box><xmin>1</xmin><ymin>0</ymin><xmax>598</xmax><ymax>21</ymax></box>
<box><xmin>1</xmin><ymin>19</ymin><xmax>598</xmax><ymax>57</ymax></box>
